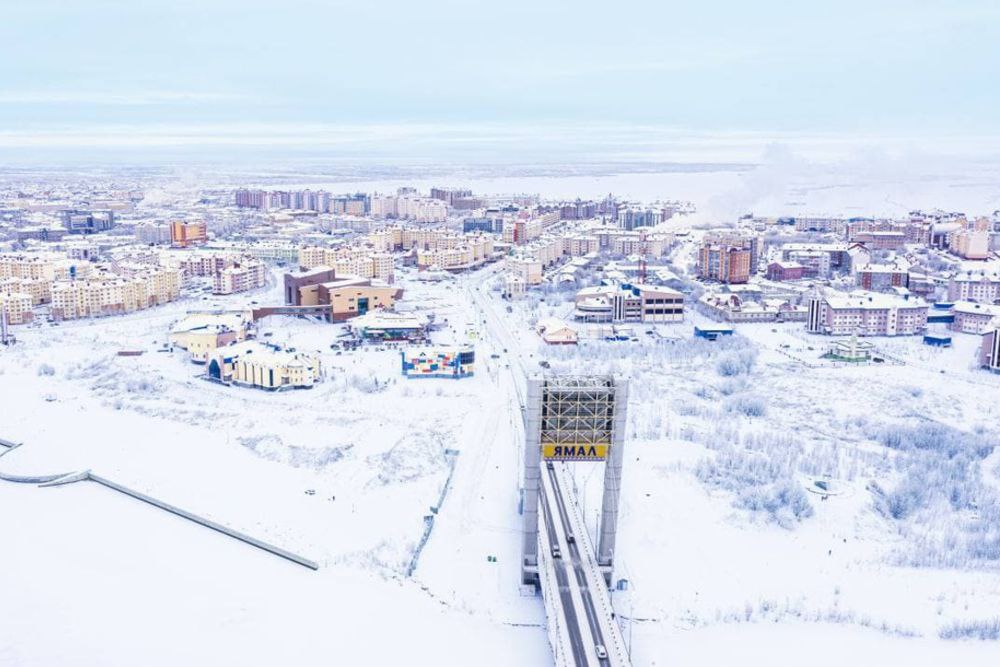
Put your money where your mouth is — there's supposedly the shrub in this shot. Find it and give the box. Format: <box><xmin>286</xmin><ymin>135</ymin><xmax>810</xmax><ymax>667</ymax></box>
<box><xmin>696</xmin><ymin>447</ymin><xmax>813</xmax><ymax>527</ymax></box>
<box><xmin>715</xmin><ymin>349</ymin><xmax>757</xmax><ymax>377</ymax></box>
<box><xmin>725</xmin><ymin>395</ymin><xmax>767</xmax><ymax>417</ymax></box>
<box><xmin>939</xmin><ymin>619</ymin><xmax>1000</xmax><ymax>641</ymax></box>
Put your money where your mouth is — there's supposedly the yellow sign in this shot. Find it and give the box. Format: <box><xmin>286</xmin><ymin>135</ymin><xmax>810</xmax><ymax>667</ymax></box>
<box><xmin>542</xmin><ymin>444</ymin><xmax>608</xmax><ymax>461</ymax></box>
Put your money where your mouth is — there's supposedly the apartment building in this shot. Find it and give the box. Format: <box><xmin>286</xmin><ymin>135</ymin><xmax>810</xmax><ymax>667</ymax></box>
<box><xmin>298</xmin><ymin>246</ymin><xmax>395</xmax><ymax>281</ymax></box>
<box><xmin>503</xmin><ymin>218</ymin><xmax>544</xmax><ymax>245</ymax></box>
<box><xmin>697</xmin><ymin>244</ymin><xmax>751</xmax><ymax>284</ymax></box>
<box><xmin>855</xmin><ymin>261</ymin><xmax>910</xmax><ymax>291</ymax></box>
<box><xmin>951</xmin><ymin>302</ymin><xmax>1000</xmax><ymax>334</ymax></box>
<box><xmin>49</xmin><ymin>267</ymin><xmax>180</xmax><ymax>320</ymax></box>
<box><xmin>949</xmin><ymin>227</ymin><xmax>991</xmax><ymax>260</ymax></box>
<box><xmin>369</xmin><ymin>194</ymin><xmax>447</xmax><ymax>222</ymax></box>
<box><xmin>134</xmin><ymin>222</ymin><xmax>172</xmax><ymax>245</ymax></box>
<box><xmin>703</xmin><ymin>232</ymin><xmax>760</xmax><ymax>271</ymax></box>
<box><xmin>0</xmin><ymin>276</ymin><xmax>50</xmax><ymax>304</ymax></box>
<box><xmin>617</xmin><ymin>207</ymin><xmax>663</xmax><ymax>231</ymax></box>
<box><xmin>0</xmin><ymin>292</ymin><xmax>33</xmax><ymax>325</ymax></box>
<box><xmin>213</xmin><ymin>261</ymin><xmax>267</xmax><ymax>295</ymax></box>
<box><xmin>851</xmin><ymin>230</ymin><xmax>907</xmax><ymax>250</ymax></box>
<box><xmin>806</xmin><ymin>290</ymin><xmax>928</xmax><ymax>336</ymax></box>
<box><xmin>780</xmin><ymin>243</ymin><xmax>852</xmax><ymax>276</ymax></box>
<box><xmin>948</xmin><ymin>272</ymin><xmax>1000</xmax><ymax>303</ymax></box>
<box><xmin>506</xmin><ymin>257</ymin><xmax>544</xmax><ymax>286</ymax></box>
<box><xmin>170</xmin><ymin>221</ymin><xmax>207</xmax><ymax>248</ymax></box>
<box><xmin>0</xmin><ymin>252</ymin><xmax>92</xmax><ymax>282</ymax></box>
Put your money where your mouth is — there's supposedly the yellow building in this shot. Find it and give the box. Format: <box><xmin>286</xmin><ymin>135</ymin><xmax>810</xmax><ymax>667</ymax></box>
<box><xmin>169</xmin><ymin>312</ymin><xmax>251</xmax><ymax>362</ymax></box>
<box><xmin>1</xmin><ymin>277</ymin><xmax>49</xmax><ymax>305</ymax></box>
<box><xmin>207</xmin><ymin>341</ymin><xmax>320</xmax><ymax>390</ymax></box>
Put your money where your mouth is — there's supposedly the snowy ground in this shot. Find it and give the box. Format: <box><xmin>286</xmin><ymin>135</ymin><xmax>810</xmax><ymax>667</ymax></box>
<box><xmin>4</xmin><ymin>260</ymin><xmax>1000</xmax><ymax>665</ymax></box>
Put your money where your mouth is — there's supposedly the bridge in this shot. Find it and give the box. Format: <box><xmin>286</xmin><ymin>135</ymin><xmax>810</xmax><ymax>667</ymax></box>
<box><xmin>467</xmin><ymin>268</ymin><xmax>631</xmax><ymax>666</ymax></box>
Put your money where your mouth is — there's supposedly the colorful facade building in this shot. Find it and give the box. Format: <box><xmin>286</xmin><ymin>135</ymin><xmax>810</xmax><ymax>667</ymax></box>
<box><xmin>170</xmin><ymin>221</ymin><xmax>208</xmax><ymax>248</ymax></box>
<box><xmin>401</xmin><ymin>347</ymin><xmax>475</xmax><ymax>378</ymax></box>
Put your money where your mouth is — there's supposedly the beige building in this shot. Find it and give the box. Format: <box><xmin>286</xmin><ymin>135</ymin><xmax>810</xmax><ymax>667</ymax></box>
<box><xmin>207</xmin><ymin>341</ymin><xmax>320</xmax><ymax>390</ymax></box>
<box><xmin>948</xmin><ymin>218</ymin><xmax>990</xmax><ymax>259</ymax></box>
<box><xmin>298</xmin><ymin>246</ymin><xmax>395</xmax><ymax>281</ymax></box>
<box><xmin>536</xmin><ymin>318</ymin><xmax>578</xmax><ymax>344</ymax></box>
<box><xmin>949</xmin><ymin>228</ymin><xmax>991</xmax><ymax>260</ymax></box>
<box><xmin>416</xmin><ymin>236</ymin><xmax>494</xmax><ymax>271</ymax></box>
<box><xmin>213</xmin><ymin>261</ymin><xmax>267</xmax><ymax>295</ymax></box>
<box><xmin>0</xmin><ymin>292</ymin><xmax>33</xmax><ymax>325</ymax></box>
<box><xmin>49</xmin><ymin>267</ymin><xmax>181</xmax><ymax>321</ymax></box>
<box><xmin>507</xmin><ymin>257</ymin><xmax>544</xmax><ymax>286</ymax></box>
<box><xmin>1</xmin><ymin>276</ymin><xmax>50</xmax><ymax>305</ymax></box>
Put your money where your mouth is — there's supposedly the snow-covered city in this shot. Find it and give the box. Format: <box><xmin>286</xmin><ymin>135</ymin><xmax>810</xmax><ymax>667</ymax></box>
<box><xmin>2</xmin><ymin>164</ymin><xmax>999</xmax><ymax>666</ymax></box>
<box><xmin>3</xmin><ymin>2</ymin><xmax>1000</xmax><ymax>666</ymax></box>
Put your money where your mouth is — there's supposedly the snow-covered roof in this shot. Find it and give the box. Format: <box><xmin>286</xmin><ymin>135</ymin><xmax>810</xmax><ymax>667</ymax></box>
<box><xmin>952</xmin><ymin>301</ymin><xmax>1000</xmax><ymax>317</ymax></box>
<box><xmin>824</xmin><ymin>291</ymin><xmax>927</xmax><ymax>310</ymax></box>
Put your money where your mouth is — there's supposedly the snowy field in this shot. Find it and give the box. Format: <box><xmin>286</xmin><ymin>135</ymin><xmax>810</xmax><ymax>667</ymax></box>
<box><xmin>0</xmin><ymin>271</ymin><xmax>548</xmax><ymax>665</ymax></box>
<box><xmin>515</xmin><ymin>285</ymin><xmax>1000</xmax><ymax>665</ymax></box>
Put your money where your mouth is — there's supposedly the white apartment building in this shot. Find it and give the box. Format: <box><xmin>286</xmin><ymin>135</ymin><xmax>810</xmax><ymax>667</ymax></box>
<box><xmin>951</xmin><ymin>302</ymin><xmax>1000</xmax><ymax>334</ymax></box>
<box><xmin>948</xmin><ymin>272</ymin><xmax>1000</xmax><ymax>303</ymax></box>
<box><xmin>806</xmin><ymin>290</ymin><xmax>927</xmax><ymax>336</ymax></box>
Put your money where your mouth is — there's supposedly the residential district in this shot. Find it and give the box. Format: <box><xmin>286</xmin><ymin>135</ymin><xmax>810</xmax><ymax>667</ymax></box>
<box><xmin>2</xmin><ymin>185</ymin><xmax>999</xmax><ymax>377</ymax></box>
